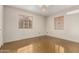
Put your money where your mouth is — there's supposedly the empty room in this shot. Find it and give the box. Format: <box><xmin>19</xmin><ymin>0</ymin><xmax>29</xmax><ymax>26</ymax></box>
<box><xmin>0</xmin><ymin>5</ymin><xmax>79</xmax><ymax>53</ymax></box>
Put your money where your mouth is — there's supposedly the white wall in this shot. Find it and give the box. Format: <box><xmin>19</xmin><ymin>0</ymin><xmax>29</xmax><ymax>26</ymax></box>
<box><xmin>0</xmin><ymin>5</ymin><xmax>3</xmax><ymax>47</ymax></box>
<box><xmin>3</xmin><ymin>6</ymin><xmax>46</xmax><ymax>43</ymax></box>
<box><xmin>46</xmin><ymin>10</ymin><xmax>79</xmax><ymax>42</ymax></box>
<box><xmin>3</xmin><ymin>6</ymin><xmax>79</xmax><ymax>43</ymax></box>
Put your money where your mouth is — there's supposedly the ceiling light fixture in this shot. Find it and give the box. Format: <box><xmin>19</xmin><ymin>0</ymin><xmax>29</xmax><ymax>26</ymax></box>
<box><xmin>40</xmin><ymin>5</ymin><xmax>48</xmax><ymax>12</ymax></box>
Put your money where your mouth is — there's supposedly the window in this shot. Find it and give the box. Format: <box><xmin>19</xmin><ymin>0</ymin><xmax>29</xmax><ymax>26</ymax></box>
<box><xmin>54</xmin><ymin>16</ymin><xmax>64</xmax><ymax>30</ymax></box>
<box><xmin>19</xmin><ymin>15</ymin><xmax>32</xmax><ymax>29</ymax></box>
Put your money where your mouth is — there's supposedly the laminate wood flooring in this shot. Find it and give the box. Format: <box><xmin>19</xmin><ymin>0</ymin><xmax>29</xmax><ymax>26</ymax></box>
<box><xmin>0</xmin><ymin>36</ymin><xmax>79</xmax><ymax>53</ymax></box>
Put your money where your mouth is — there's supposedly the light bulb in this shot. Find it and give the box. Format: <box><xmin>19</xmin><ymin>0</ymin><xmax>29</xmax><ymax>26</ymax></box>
<box><xmin>40</xmin><ymin>5</ymin><xmax>48</xmax><ymax>12</ymax></box>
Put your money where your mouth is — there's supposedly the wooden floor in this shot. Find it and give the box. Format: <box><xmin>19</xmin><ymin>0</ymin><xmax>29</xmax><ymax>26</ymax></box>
<box><xmin>0</xmin><ymin>36</ymin><xmax>79</xmax><ymax>53</ymax></box>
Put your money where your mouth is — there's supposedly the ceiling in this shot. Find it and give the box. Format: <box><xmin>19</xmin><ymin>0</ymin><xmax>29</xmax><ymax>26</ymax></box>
<box><xmin>9</xmin><ymin>5</ymin><xmax>74</xmax><ymax>16</ymax></box>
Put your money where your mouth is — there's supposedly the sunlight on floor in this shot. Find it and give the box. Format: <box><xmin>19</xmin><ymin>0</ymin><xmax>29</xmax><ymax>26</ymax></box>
<box><xmin>17</xmin><ymin>44</ymin><xmax>33</xmax><ymax>53</ymax></box>
<box><xmin>17</xmin><ymin>43</ymin><xmax>64</xmax><ymax>53</ymax></box>
<box><xmin>55</xmin><ymin>44</ymin><xmax>64</xmax><ymax>53</ymax></box>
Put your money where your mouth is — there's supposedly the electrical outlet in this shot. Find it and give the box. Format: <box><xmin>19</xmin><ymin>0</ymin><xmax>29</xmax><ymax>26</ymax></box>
<box><xmin>39</xmin><ymin>33</ymin><xmax>40</xmax><ymax>34</ymax></box>
<box><xmin>47</xmin><ymin>32</ymin><xmax>48</xmax><ymax>33</ymax></box>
